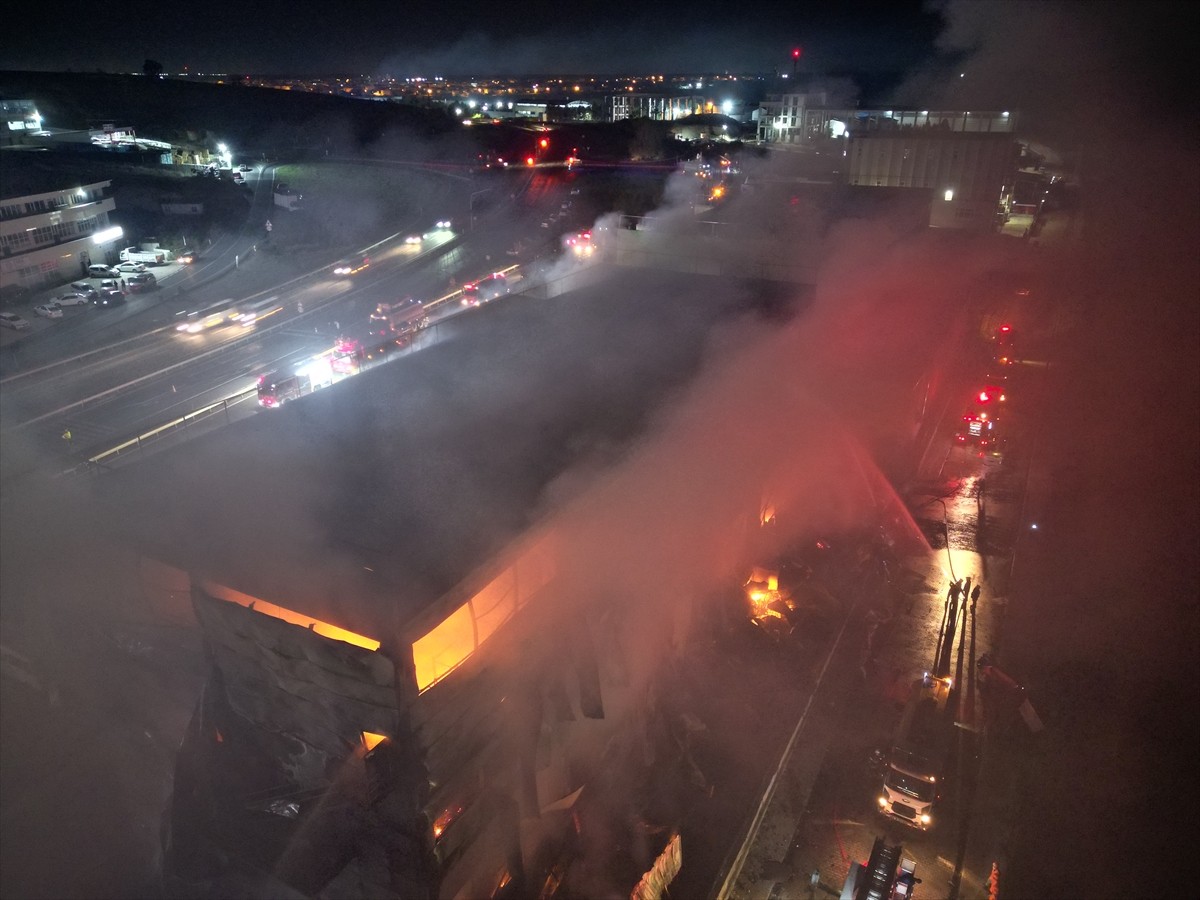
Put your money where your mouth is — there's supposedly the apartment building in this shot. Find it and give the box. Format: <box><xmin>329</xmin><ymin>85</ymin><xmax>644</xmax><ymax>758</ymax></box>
<box><xmin>0</xmin><ymin>175</ymin><xmax>121</xmax><ymax>299</ymax></box>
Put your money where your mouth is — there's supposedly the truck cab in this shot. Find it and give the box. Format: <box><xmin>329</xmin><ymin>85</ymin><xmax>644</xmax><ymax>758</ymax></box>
<box><xmin>257</xmin><ymin>372</ymin><xmax>312</xmax><ymax>408</ymax></box>
<box><xmin>878</xmin><ymin>673</ymin><xmax>952</xmax><ymax>830</ymax></box>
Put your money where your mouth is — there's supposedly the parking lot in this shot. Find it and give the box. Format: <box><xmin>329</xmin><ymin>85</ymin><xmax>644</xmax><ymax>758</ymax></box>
<box><xmin>0</xmin><ymin>257</ymin><xmax>191</xmax><ymax>348</ymax></box>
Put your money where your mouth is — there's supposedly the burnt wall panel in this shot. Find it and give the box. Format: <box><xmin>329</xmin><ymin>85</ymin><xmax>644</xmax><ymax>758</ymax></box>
<box><xmin>194</xmin><ymin>588</ymin><xmax>401</xmax><ymax>780</ymax></box>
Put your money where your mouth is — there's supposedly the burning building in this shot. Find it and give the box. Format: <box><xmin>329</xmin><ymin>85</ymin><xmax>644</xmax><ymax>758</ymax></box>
<box><xmin>95</xmin><ymin>273</ymin><xmax>821</xmax><ymax>898</ymax></box>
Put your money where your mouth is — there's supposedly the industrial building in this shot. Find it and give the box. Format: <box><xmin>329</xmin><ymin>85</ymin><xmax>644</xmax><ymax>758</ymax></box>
<box><xmin>755</xmin><ymin>99</ymin><xmax>1021</xmax><ymax>231</ymax></box>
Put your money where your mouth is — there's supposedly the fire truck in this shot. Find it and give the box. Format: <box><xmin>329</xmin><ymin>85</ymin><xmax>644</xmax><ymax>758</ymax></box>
<box><xmin>955</xmin><ymin>382</ymin><xmax>1007</xmax><ymax>448</ymax></box>
<box><xmin>257</xmin><ymin>358</ymin><xmax>334</xmax><ymax>407</ymax></box>
<box><xmin>992</xmin><ymin>323</ymin><xmax>1016</xmax><ymax>366</ymax></box>
<box><xmin>840</xmin><ymin>836</ymin><xmax>919</xmax><ymax>900</ymax></box>
<box><xmin>257</xmin><ymin>372</ymin><xmax>312</xmax><ymax>408</ymax></box>
<box><xmin>955</xmin><ymin>410</ymin><xmax>1000</xmax><ymax>448</ymax></box>
<box><xmin>369</xmin><ymin>298</ymin><xmax>428</xmax><ymax>337</ymax></box>
<box><xmin>330</xmin><ymin>321</ymin><xmax>408</xmax><ymax>376</ymax></box>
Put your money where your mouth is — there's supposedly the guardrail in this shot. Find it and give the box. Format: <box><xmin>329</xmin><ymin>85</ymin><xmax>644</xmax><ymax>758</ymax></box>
<box><xmin>63</xmin><ymin>387</ymin><xmax>258</xmax><ymax>476</ymax></box>
<box><xmin>422</xmin><ymin>263</ymin><xmax>522</xmax><ymax>316</ymax></box>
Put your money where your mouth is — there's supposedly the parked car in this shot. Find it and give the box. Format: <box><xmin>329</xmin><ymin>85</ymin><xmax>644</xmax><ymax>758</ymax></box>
<box><xmin>34</xmin><ymin>302</ymin><xmax>63</xmax><ymax>319</ymax></box>
<box><xmin>88</xmin><ymin>264</ymin><xmax>119</xmax><ymax>278</ymax></box>
<box><xmin>69</xmin><ymin>282</ymin><xmax>99</xmax><ymax>299</ymax></box>
<box><xmin>115</xmin><ymin>261</ymin><xmax>148</xmax><ymax>274</ymax></box>
<box><xmin>127</xmin><ymin>272</ymin><xmax>157</xmax><ymax>292</ymax></box>
<box><xmin>99</xmin><ymin>279</ymin><xmax>125</xmax><ymax>294</ymax></box>
<box><xmin>238</xmin><ymin>164</ymin><xmax>254</xmax><ymax>172</ymax></box>
<box><xmin>56</xmin><ymin>291</ymin><xmax>92</xmax><ymax>306</ymax></box>
<box><xmin>0</xmin><ymin>312</ymin><xmax>31</xmax><ymax>330</ymax></box>
<box><xmin>93</xmin><ymin>289</ymin><xmax>125</xmax><ymax>307</ymax></box>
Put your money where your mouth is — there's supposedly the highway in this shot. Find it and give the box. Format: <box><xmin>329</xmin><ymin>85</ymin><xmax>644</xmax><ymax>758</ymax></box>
<box><xmin>0</xmin><ymin>163</ymin><xmax>591</xmax><ymax>478</ymax></box>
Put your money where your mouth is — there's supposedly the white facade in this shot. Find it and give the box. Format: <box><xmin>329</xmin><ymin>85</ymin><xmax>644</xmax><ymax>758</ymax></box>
<box><xmin>755</xmin><ymin>92</ymin><xmax>831</xmax><ymax>144</ymax></box>
<box><xmin>0</xmin><ymin>180</ymin><xmax>120</xmax><ymax>297</ymax></box>
<box><xmin>757</xmin><ymin>99</ymin><xmax>1016</xmax><ymax>147</ymax></box>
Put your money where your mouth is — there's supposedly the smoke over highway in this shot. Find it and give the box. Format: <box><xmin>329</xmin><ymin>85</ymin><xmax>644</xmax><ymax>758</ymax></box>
<box><xmin>2</xmin><ymin>3</ymin><xmax>1194</xmax><ymax>898</ymax></box>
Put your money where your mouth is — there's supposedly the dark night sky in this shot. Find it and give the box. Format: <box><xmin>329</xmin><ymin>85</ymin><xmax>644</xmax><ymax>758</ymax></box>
<box><xmin>6</xmin><ymin>0</ymin><xmax>942</xmax><ymax>76</ymax></box>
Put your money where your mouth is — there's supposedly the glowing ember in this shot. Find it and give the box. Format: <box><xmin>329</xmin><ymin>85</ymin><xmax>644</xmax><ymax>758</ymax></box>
<box><xmin>744</xmin><ymin>570</ymin><xmax>789</xmax><ymax>621</ymax></box>
<box><xmin>432</xmin><ymin>804</ymin><xmax>464</xmax><ymax>840</ymax></box>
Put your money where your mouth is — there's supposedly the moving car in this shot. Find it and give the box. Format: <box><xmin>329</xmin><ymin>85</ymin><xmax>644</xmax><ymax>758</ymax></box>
<box><xmin>93</xmin><ymin>289</ymin><xmax>126</xmax><ymax>307</ymax></box>
<box><xmin>176</xmin><ymin>299</ymin><xmax>238</xmax><ymax>333</ymax></box>
<box><xmin>115</xmin><ymin>261</ymin><xmax>148</xmax><ymax>274</ymax></box>
<box><xmin>88</xmin><ymin>264</ymin><xmax>119</xmax><ymax>278</ymax></box>
<box><xmin>127</xmin><ymin>272</ymin><xmax>158</xmax><ymax>292</ymax></box>
<box><xmin>404</xmin><ymin>234</ymin><xmax>422</xmax><ymax>245</ymax></box>
<box><xmin>0</xmin><ymin>312</ymin><xmax>31</xmax><ymax>330</ymax></box>
<box><xmin>178</xmin><ymin>251</ymin><xmax>197</xmax><ymax>265</ymax></box>
<box><xmin>333</xmin><ymin>256</ymin><xmax>370</xmax><ymax>276</ymax></box>
<box><xmin>55</xmin><ymin>292</ymin><xmax>92</xmax><ymax>307</ymax></box>
<box><xmin>34</xmin><ymin>302</ymin><xmax>63</xmax><ymax>319</ymax></box>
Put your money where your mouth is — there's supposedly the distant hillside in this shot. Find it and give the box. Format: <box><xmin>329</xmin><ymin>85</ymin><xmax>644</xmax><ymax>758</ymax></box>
<box><xmin>0</xmin><ymin>71</ymin><xmax>469</xmax><ymax>160</ymax></box>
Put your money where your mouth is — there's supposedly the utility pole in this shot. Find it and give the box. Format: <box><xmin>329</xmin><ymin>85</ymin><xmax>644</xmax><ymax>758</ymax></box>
<box><xmin>469</xmin><ymin>188</ymin><xmax>491</xmax><ymax>232</ymax></box>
